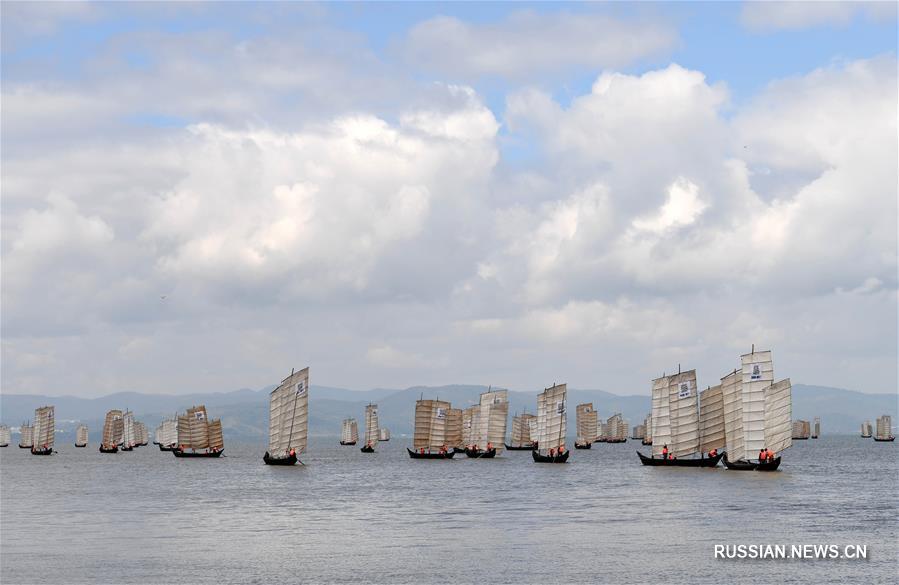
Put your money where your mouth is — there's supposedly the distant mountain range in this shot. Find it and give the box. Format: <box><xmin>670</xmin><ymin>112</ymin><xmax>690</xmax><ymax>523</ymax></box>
<box><xmin>1</xmin><ymin>383</ymin><xmax>895</xmax><ymax>441</ymax></box>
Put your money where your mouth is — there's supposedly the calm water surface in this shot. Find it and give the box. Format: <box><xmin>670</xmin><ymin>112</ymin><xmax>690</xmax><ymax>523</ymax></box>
<box><xmin>1</xmin><ymin>436</ymin><xmax>896</xmax><ymax>584</ymax></box>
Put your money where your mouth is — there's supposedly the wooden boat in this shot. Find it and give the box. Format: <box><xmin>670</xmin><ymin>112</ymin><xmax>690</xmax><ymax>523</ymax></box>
<box><xmin>173</xmin><ymin>404</ymin><xmax>225</xmax><ymax>458</ymax></box>
<box><xmin>861</xmin><ymin>421</ymin><xmax>873</xmax><ymax>438</ymax></box>
<box><xmin>408</xmin><ymin>397</ymin><xmax>454</xmax><ymax>460</ymax></box>
<box><xmin>464</xmin><ymin>446</ymin><xmax>496</xmax><ymax>458</ymax></box>
<box><xmin>575</xmin><ymin>403</ymin><xmax>597</xmax><ymax>449</ymax></box>
<box><xmin>533</xmin><ymin>450</ymin><xmax>569</xmax><ymax>463</ymax></box>
<box><xmin>263</xmin><ymin>367</ymin><xmax>308</xmax><ymax>465</ymax></box>
<box><xmin>340</xmin><ymin>417</ymin><xmax>358</xmax><ymax>446</ymax></box>
<box><xmin>792</xmin><ymin>420</ymin><xmax>810</xmax><ymax>439</ymax></box>
<box><xmin>18</xmin><ymin>422</ymin><xmax>33</xmax><ymax>449</ymax></box>
<box><xmin>874</xmin><ymin>415</ymin><xmax>894</xmax><ymax>442</ymax></box>
<box><xmin>121</xmin><ymin>410</ymin><xmax>137</xmax><ymax>451</ymax></box>
<box><xmin>812</xmin><ymin>417</ymin><xmax>820</xmax><ymax>439</ymax></box>
<box><xmin>603</xmin><ymin>413</ymin><xmax>628</xmax><ymax>443</ymax></box>
<box><xmin>99</xmin><ymin>410</ymin><xmax>122</xmax><ymax>453</ymax></box>
<box><xmin>75</xmin><ymin>424</ymin><xmax>89</xmax><ymax>447</ymax></box>
<box><xmin>156</xmin><ymin>417</ymin><xmax>177</xmax><ymax>451</ymax></box>
<box><xmin>722</xmin><ymin>454</ymin><xmax>755</xmax><ymax>470</ymax></box>
<box><xmin>30</xmin><ymin>406</ymin><xmax>55</xmax><ymax>456</ymax></box>
<box><xmin>407</xmin><ymin>447</ymin><xmax>454</xmax><ymax>459</ymax></box>
<box><xmin>756</xmin><ymin>456</ymin><xmax>781</xmax><ymax>471</ymax></box>
<box><xmin>533</xmin><ymin>383</ymin><xmax>568</xmax><ymax>463</ymax></box>
<box><xmin>637</xmin><ymin>450</ymin><xmax>723</xmax><ymax>467</ymax></box>
<box><xmin>699</xmin><ymin>383</ymin><xmax>726</xmax><ymax>459</ymax></box>
<box><xmin>135</xmin><ymin>421</ymin><xmax>149</xmax><ymax>446</ymax></box>
<box><xmin>0</xmin><ymin>425</ymin><xmax>10</xmax><ymax>447</ymax></box>
<box><xmin>360</xmin><ymin>404</ymin><xmax>379</xmax><ymax>453</ymax></box>
<box><xmin>378</xmin><ymin>428</ymin><xmax>390</xmax><ymax>441</ymax></box>
<box><xmin>506</xmin><ymin>412</ymin><xmax>536</xmax><ymax>450</ymax></box>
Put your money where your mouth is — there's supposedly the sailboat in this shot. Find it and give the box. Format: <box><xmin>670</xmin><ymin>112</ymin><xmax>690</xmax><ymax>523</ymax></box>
<box><xmin>812</xmin><ymin>417</ymin><xmax>820</xmax><ymax>439</ymax></box>
<box><xmin>263</xmin><ymin>367</ymin><xmax>309</xmax><ymax>465</ymax></box>
<box><xmin>379</xmin><ymin>428</ymin><xmax>390</xmax><ymax>441</ymax></box>
<box><xmin>699</xmin><ymin>384</ymin><xmax>725</xmax><ymax>459</ymax></box>
<box><xmin>642</xmin><ymin>414</ymin><xmax>652</xmax><ymax>445</ymax></box>
<box><xmin>638</xmin><ymin>369</ymin><xmax>722</xmax><ymax>467</ymax></box>
<box><xmin>792</xmin><ymin>420</ymin><xmax>810</xmax><ymax>439</ymax></box>
<box><xmin>723</xmin><ymin>348</ymin><xmax>793</xmax><ymax>471</ymax></box>
<box><xmin>874</xmin><ymin>415</ymin><xmax>894</xmax><ymax>442</ymax></box>
<box><xmin>533</xmin><ymin>383</ymin><xmax>569</xmax><ymax>463</ymax></box>
<box><xmin>121</xmin><ymin>410</ymin><xmax>136</xmax><ymax>451</ymax></box>
<box><xmin>0</xmin><ymin>425</ymin><xmax>9</xmax><ymax>447</ymax></box>
<box><xmin>31</xmin><ymin>406</ymin><xmax>55</xmax><ymax>455</ymax></box>
<box><xmin>861</xmin><ymin>421</ymin><xmax>873</xmax><ymax>438</ymax></box>
<box><xmin>172</xmin><ymin>405</ymin><xmax>225</xmax><ymax>458</ymax></box>
<box><xmin>340</xmin><ymin>418</ymin><xmax>358</xmax><ymax>445</ymax></box>
<box><xmin>575</xmin><ymin>403</ymin><xmax>597</xmax><ymax>449</ymax></box>
<box><xmin>157</xmin><ymin>418</ymin><xmax>177</xmax><ymax>451</ymax></box>
<box><xmin>466</xmin><ymin>389</ymin><xmax>508</xmax><ymax>458</ymax></box>
<box><xmin>75</xmin><ymin>424</ymin><xmax>89</xmax><ymax>447</ymax></box>
<box><xmin>407</xmin><ymin>398</ymin><xmax>455</xmax><ymax>459</ymax></box>
<box><xmin>445</xmin><ymin>407</ymin><xmax>463</xmax><ymax>454</ymax></box>
<box><xmin>135</xmin><ymin>422</ymin><xmax>149</xmax><ymax>447</ymax></box>
<box><xmin>361</xmin><ymin>404</ymin><xmax>380</xmax><ymax>453</ymax></box>
<box><xmin>18</xmin><ymin>422</ymin><xmax>33</xmax><ymax>449</ymax></box>
<box><xmin>99</xmin><ymin>410</ymin><xmax>121</xmax><ymax>453</ymax></box>
<box><xmin>506</xmin><ymin>412</ymin><xmax>536</xmax><ymax>450</ymax></box>
<box><xmin>605</xmin><ymin>413</ymin><xmax>628</xmax><ymax>443</ymax></box>
<box><xmin>462</xmin><ymin>405</ymin><xmax>479</xmax><ymax>454</ymax></box>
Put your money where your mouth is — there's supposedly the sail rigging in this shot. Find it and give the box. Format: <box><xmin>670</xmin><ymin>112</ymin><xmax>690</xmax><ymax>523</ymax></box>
<box><xmin>19</xmin><ymin>423</ymin><xmax>33</xmax><ymax>448</ymax></box>
<box><xmin>476</xmin><ymin>389</ymin><xmax>508</xmax><ymax>452</ymax></box>
<box><xmin>721</xmin><ymin>369</ymin><xmax>745</xmax><ymax>461</ymax></box>
<box><xmin>0</xmin><ymin>425</ymin><xmax>10</xmax><ymax>447</ymax></box>
<box><xmin>32</xmin><ymin>406</ymin><xmax>55</xmax><ymax>452</ymax></box>
<box><xmin>445</xmin><ymin>408</ymin><xmax>462</xmax><ymax>450</ymax></box>
<box><xmin>341</xmin><ymin>418</ymin><xmax>359</xmax><ymax>444</ymax></box>
<box><xmin>510</xmin><ymin>413</ymin><xmax>536</xmax><ymax>447</ymax></box>
<box><xmin>101</xmin><ymin>410</ymin><xmax>122</xmax><ymax>449</ymax></box>
<box><xmin>413</xmin><ymin>399</ymin><xmax>451</xmax><ymax>451</ymax></box>
<box><xmin>764</xmin><ymin>379</ymin><xmax>792</xmax><ymax>454</ymax></box>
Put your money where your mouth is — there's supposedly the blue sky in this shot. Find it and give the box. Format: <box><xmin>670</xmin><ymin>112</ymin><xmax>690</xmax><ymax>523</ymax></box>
<box><xmin>2</xmin><ymin>2</ymin><xmax>897</xmax><ymax>396</ymax></box>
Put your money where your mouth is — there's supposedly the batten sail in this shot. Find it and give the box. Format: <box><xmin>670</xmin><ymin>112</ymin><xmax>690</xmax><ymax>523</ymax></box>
<box><xmin>364</xmin><ymin>404</ymin><xmax>380</xmax><ymax>448</ymax></box>
<box><xmin>764</xmin><ymin>378</ymin><xmax>792</xmax><ymax>454</ymax></box>
<box><xmin>0</xmin><ymin>425</ymin><xmax>10</xmax><ymax>447</ymax></box>
<box><xmin>445</xmin><ymin>408</ymin><xmax>462</xmax><ymax>449</ymax></box>
<box><xmin>699</xmin><ymin>384</ymin><xmax>725</xmax><ymax>453</ymax></box>
<box><xmin>476</xmin><ymin>389</ymin><xmax>509</xmax><ymax>452</ymax></box>
<box><xmin>268</xmin><ymin>368</ymin><xmax>309</xmax><ymax>458</ymax></box>
<box><xmin>576</xmin><ymin>403</ymin><xmax>597</xmax><ymax>445</ymax></box>
<box><xmin>535</xmin><ymin>384</ymin><xmax>566</xmax><ymax>455</ymax></box>
<box><xmin>721</xmin><ymin>369</ymin><xmax>745</xmax><ymax>461</ymax></box>
<box><xmin>650</xmin><ymin>376</ymin><xmax>671</xmax><ymax>457</ymax></box>
<box><xmin>75</xmin><ymin>425</ymin><xmax>89</xmax><ymax>447</ymax></box>
<box><xmin>32</xmin><ymin>406</ymin><xmax>55</xmax><ymax>452</ymax></box>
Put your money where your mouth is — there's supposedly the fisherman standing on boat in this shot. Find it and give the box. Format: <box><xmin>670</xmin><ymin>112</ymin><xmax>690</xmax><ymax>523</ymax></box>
<box><xmin>662</xmin><ymin>444</ymin><xmax>669</xmax><ymax>459</ymax></box>
<box><xmin>709</xmin><ymin>448</ymin><xmax>717</xmax><ymax>458</ymax></box>
<box><xmin>759</xmin><ymin>448</ymin><xmax>766</xmax><ymax>462</ymax></box>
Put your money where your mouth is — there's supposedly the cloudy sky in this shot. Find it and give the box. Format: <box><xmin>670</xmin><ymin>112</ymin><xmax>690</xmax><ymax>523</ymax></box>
<box><xmin>2</xmin><ymin>2</ymin><xmax>896</xmax><ymax>397</ymax></box>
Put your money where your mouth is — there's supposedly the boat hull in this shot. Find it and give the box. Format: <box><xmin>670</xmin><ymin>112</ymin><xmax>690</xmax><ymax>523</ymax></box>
<box><xmin>873</xmin><ymin>437</ymin><xmax>895</xmax><ymax>442</ymax></box>
<box><xmin>504</xmin><ymin>443</ymin><xmax>535</xmax><ymax>451</ymax></box>
<box><xmin>121</xmin><ymin>446</ymin><xmax>134</xmax><ymax>452</ymax></box>
<box><xmin>464</xmin><ymin>447</ymin><xmax>496</xmax><ymax>458</ymax></box>
<box><xmin>407</xmin><ymin>447</ymin><xmax>454</xmax><ymax>459</ymax></box>
<box><xmin>18</xmin><ymin>445</ymin><xmax>30</xmax><ymax>449</ymax></box>
<box><xmin>158</xmin><ymin>444</ymin><xmax>174</xmax><ymax>451</ymax></box>
<box><xmin>641</xmin><ymin>439</ymin><xmax>652</xmax><ymax>445</ymax></box>
<box><xmin>755</xmin><ymin>457</ymin><xmax>781</xmax><ymax>471</ymax></box>
<box><xmin>360</xmin><ymin>445</ymin><xmax>375</xmax><ymax>453</ymax></box>
<box><xmin>0</xmin><ymin>444</ymin><xmax>7</xmax><ymax>448</ymax></box>
<box><xmin>31</xmin><ymin>448</ymin><xmax>53</xmax><ymax>455</ymax></box>
<box><xmin>532</xmin><ymin>450</ymin><xmax>570</xmax><ymax>463</ymax></box>
<box><xmin>606</xmin><ymin>438</ymin><xmax>627</xmax><ymax>443</ymax></box>
<box><xmin>574</xmin><ymin>442</ymin><xmax>591</xmax><ymax>449</ymax></box>
<box><xmin>75</xmin><ymin>444</ymin><xmax>87</xmax><ymax>448</ymax></box>
<box><xmin>636</xmin><ymin>450</ymin><xmax>724</xmax><ymax>467</ymax></box>
<box><xmin>263</xmin><ymin>451</ymin><xmax>297</xmax><ymax>465</ymax></box>
<box><xmin>339</xmin><ymin>441</ymin><xmax>357</xmax><ymax>446</ymax></box>
<box><xmin>172</xmin><ymin>448</ymin><xmax>223</xmax><ymax>458</ymax></box>
<box><xmin>99</xmin><ymin>445</ymin><xmax>118</xmax><ymax>453</ymax></box>
<box><xmin>723</xmin><ymin>454</ymin><xmax>757</xmax><ymax>470</ymax></box>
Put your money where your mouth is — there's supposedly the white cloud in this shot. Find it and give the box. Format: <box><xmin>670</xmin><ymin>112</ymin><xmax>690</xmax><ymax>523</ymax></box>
<box><xmin>399</xmin><ymin>11</ymin><xmax>677</xmax><ymax>80</ymax></box>
<box><xmin>740</xmin><ymin>1</ymin><xmax>896</xmax><ymax>32</ymax></box>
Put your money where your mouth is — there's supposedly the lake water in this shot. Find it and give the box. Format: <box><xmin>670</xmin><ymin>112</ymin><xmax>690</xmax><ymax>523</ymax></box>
<box><xmin>1</xmin><ymin>435</ymin><xmax>896</xmax><ymax>584</ymax></box>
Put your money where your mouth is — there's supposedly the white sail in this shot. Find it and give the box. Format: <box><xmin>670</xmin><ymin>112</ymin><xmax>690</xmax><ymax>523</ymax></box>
<box><xmin>741</xmin><ymin>349</ymin><xmax>773</xmax><ymax>458</ymax></box>
<box><xmin>177</xmin><ymin>414</ymin><xmax>190</xmax><ymax>447</ymax></box>
<box><xmin>268</xmin><ymin>368</ymin><xmax>309</xmax><ymax>457</ymax></box>
<box><xmin>792</xmin><ymin>420</ymin><xmax>810</xmax><ymax>439</ymax></box>
<box><xmin>364</xmin><ymin>404</ymin><xmax>380</xmax><ymax>448</ymax></box>
<box><xmin>75</xmin><ymin>425</ymin><xmax>89</xmax><ymax>447</ymax></box>
<box><xmin>699</xmin><ymin>384</ymin><xmax>725</xmax><ymax>453</ymax></box>
<box><xmin>413</xmin><ymin>399</ymin><xmax>451</xmax><ymax>450</ymax></box>
<box><xmin>813</xmin><ymin>417</ymin><xmax>820</xmax><ymax>438</ymax></box>
<box><xmin>341</xmin><ymin>418</ymin><xmax>358</xmax><ymax>443</ymax></box>
<box><xmin>510</xmin><ymin>413</ymin><xmax>536</xmax><ymax>447</ymax></box>
<box><xmin>445</xmin><ymin>408</ymin><xmax>462</xmax><ymax>449</ymax></box>
<box><xmin>535</xmin><ymin>383</ymin><xmax>566</xmax><ymax>454</ymax></box>
<box><xmin>122</xmin><ymin>410</ymin><xmax>136</xmax><ymax>448</ymax></box>
<box><xmin>644</xmin><ymin>414</ymin><xmax>652</xmax><ymax>443</ymax></box>
<box><xmin>32</xmin><ymin>406</ymin><xmax>55</xmax><ymax>451</ymax></box>
<box><xmin>875</xmin><ymin>415</ymin><xmax>892</xmax><ymax>439</ymax></box>
<box><xmin>721</xmin><ymin>369</ymin><xmax>745</xmax><ymax>460</ymax></box>
<box><xmin>462</xmin><ymin>406</ymin><xmax>479</xmax><ymax>446</ymax></box>
<box><xmin>18</xmin><ymin>424</ymin><xmax>33</xmax><ymax>448</ymax></box>
<box><xmin>576</xmin><ymin>403</ymin><xmax>597</xmax><ymax>444</ymax></box>
<box><xmin>101</xmin><ymin>410</ymin><xmax>121</xmax><ymax>448</ymax></box>
<box><xmin>160</xmin><ymin>418</ymin><xmax>177</xmax><ymax>447</ymax></box>
<box><xmin>378</xmin><ymin>428</ymin><xmax>390</xmax><ymax>441</ymax></box>
<box><xmin>764</xmin><ymin>378</ymin><xmax>792</xmax><ymax>455</ymax></box>
<box><xmin>668</xmin><ymin>370</ymin><xmax>699</xmax><ymax>458</ymax></box>
<box><xmin>208</xmin><ymin>419</ymin><xmax>224</xmax><ymax>451</ymax></box>
<box><xmin>650</xmin><ymin>376</ymin><xmax>671</xmax><ymax>457</ymax></box>
<box><xmin>0</xmin><ymin>425</ymin><xmax>10</xmax><ymax>447</ymax></box>
<box><xmin>632</xmin><ymin>425</ymin><xmax>645</xmax><ymax>439</ymax></box>
<box><xmin>476</xmin><ymin>389</ymin><xmax>508</xmax><ymax>452</ymax></box>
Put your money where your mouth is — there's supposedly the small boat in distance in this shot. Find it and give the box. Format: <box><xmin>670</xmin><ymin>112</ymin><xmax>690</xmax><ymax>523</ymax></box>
<box><xmin>506</xmin><ymin>412</ymin><xmax>536</xmax><ymax>450</ymax></box>
<box><xmin>31</xmin><ymin>406</ymin><xmax>55</xmax><ymax>455</ymax></box>
<box><xmin>861</xmin><ymin>421</ymin><xmax>873</xmax><ymax>438</ymax></box>
<box><xmin>445</xmin><ymin>407</ymin><xmax>463</xmax><ymax>454</ymax></box>
<box><xmin>172</xmin><ymin>405</ymin><xmax>224</xmax><ymax>458</ymax></box>
<box><xmin>263</xmin><ymin>367</ymin><xmax>309</xmax><ymax>465</ymax></box>
<box><xmin>812</xmin><ymin>417</ymin><xmax>820</xmax><ymax>439</ymax></box>
<box><xmin>465</xmin><ymin>389</ymin><xmax>508</xmax><ymax>458</ymax></box>
<box><xmin>0</xmin><ymin>425</ymin><xmax>10</xmax><ymax>447</ymax></box>
<box><xmin>18</xmin><ymin>422</ymin><xmax>33</xmax><ymax>449</ymax></box>
<box><xmin>99</xmin><ymin>410</ymin><xmax>122</xmax><ymax>453</ymax></box>
<box><xmin>605</xmin><ymin>413</ymin><xmax>628</xmax><ymax>443</ymax></box>
<box><xmin>792</xmin><ymin>420</ymin><xmax>810</xmax><ymax>439</ymax></box>
<box><xmin>575</xmin><ymin>403</ymin><xmax>596</xmax><ymax>449</ymax></box>
<box><xmin>75</xmin><ymin>424</ymin><xmax>89</xmax><ymax>447</ymax></box>
<box><xmin>874</xmin><ymin>415</ymin><xmax>894</xmax><ymax>442</ymax></box>
<box><xmin>340</xmin><ymin>418</ymin><xmax>358</xmax><ymax>446</ymax></box>
<box><xmin>407</xmin><ymin>398</ymin><xmax>455</xmax><ymax>459</ymax></box>
<box><xmin>121</xmin><ymin>411</ymin><xmax>136</xmax><ymax>451</ymax></box>
<box><xmin>135</xmin><ymin>421</ymin><xmax>149</xmax><ymax>447</ymax></box>
<box><xmin>361</xmin><ymin>404</ymin><xmax>379</xmax><ymax>453</ymax></box>
<box><xmin>378</xmin><ymin>428</ymin><xmax>390</xmax><ymax>441</ymax></box>
<box><xmin>156</xmin><ymin>418</ymin><xmax>177</xmax><ymax>451</ymax></box>
<box><xmin>642</xmin><ymin>414</ymin><xmax>652</xmax><ymax>445</ymax></box>
<box><xmin>533</xmin><ymin>383</ymin><xmax>569</xmax><ymax>463</ymax></box>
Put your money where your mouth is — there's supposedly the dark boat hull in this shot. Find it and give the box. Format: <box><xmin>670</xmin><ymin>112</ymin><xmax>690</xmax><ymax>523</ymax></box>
<box><xmin>75</xmin><ymin>444</ymin><xmax>87</xmax><ymax>448</ymax></box>
<box><xmin>263</xmin><ymin>451</ymin><xmax>297</xmax><ymax>465</ymax></box>
<box><xmin>606</xmin><ymin>439</ymin><xmax>627</xmax><ymax>443</ymax></box>
<box><xmin>99</xmin><ymin>446</ymin><xmax>118</xmax><ymax>453</ymax></box>
<box><xmin>756</xmin><ymin>457</ymin><xmax>781</xmax><ymax>471</ymax></box>
<box><xmin>31</xmin><ymin>448</ymin><xmax>53</xmax><ymax>455</ymax></box>
<box><xmin>637</xmin><ymin>450</ymin><xmax>724</xmax><ymax>467</ymax></box>
<box><xmin>158</xmin><ymin>444</ymin><xmax>174</xmax><ymax>451</ymax></box>
<box><xmin>465</xmin><ymin>447</ymin><xmax>496</xmax><ymax>458</ymax></box>
<box><xmin>873</xmin><ymin>437</ymin><xmax>895</xmax><ymax>442</ymax></box>
<box><xmin>504</xmin><ymin>443</ymin><xmax>536</xmax><ymax>451</ymax></box>
<box><xmin>641</xmin><ymin>439</ymin><xmax>652</xmax><ymax>445</ymax></box>
<box><xmin>407</xmin><ymin>447</ymin><xmax>454</xmax><ymax>459</ymax></box>
<box><xmin>723</xmin><ymin>454</ymin><xmax>757</xmax><ymax>470</ymax></box>
<box><xmin>532</xmin><ymin>450</ymin><xmax>569</xmax><ymax>463</ymax></box>
<box><xmin>360</xmin><ymin>445</ymin><xmax>375</xmax><ymax>453</ymax></box>
<box><xmin>18</xmin><ymin>445</ymin><xmax>30</xmax><ymax>449</ymax></box>
<box><xmin>121</xmin><ymin>446</ymin><xmax>134</xmax><ymax>451</ymax></box>
<box><xmin>793</xmin><ymin>437</ymin><xmax>809</xmax><ymax>440</ymax></box>
<box><xmin>574</xmin><ymin>442</ymin><xmax>591</xmax><ymax>449</ymax></box>
<box><xmin>0</xmin><ymin>445</ymin><xmax>7</xmax><ymax>448</ymax></box>
<box><xmin>172</xmin><ymin>448</ymin><xmax>223</xmax><ymax>458</ymax></box>
<box><xmin>339</xmin><ymin>441</ymin><xmax>357</xmax><ymax>446</ymax></box>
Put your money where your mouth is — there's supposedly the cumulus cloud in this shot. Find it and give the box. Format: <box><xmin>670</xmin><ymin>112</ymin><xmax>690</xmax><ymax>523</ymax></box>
<box><xmin>399</xmin><ymin>11</ymin><xmax>677</xmax><ymax>80</ymax></box>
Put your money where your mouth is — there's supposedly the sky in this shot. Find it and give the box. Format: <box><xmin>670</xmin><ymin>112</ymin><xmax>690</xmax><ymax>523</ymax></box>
<box><xmin>2</xmin><ymin>1</ymin><xmax>897</xmax><ymax>397</ymax></box>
